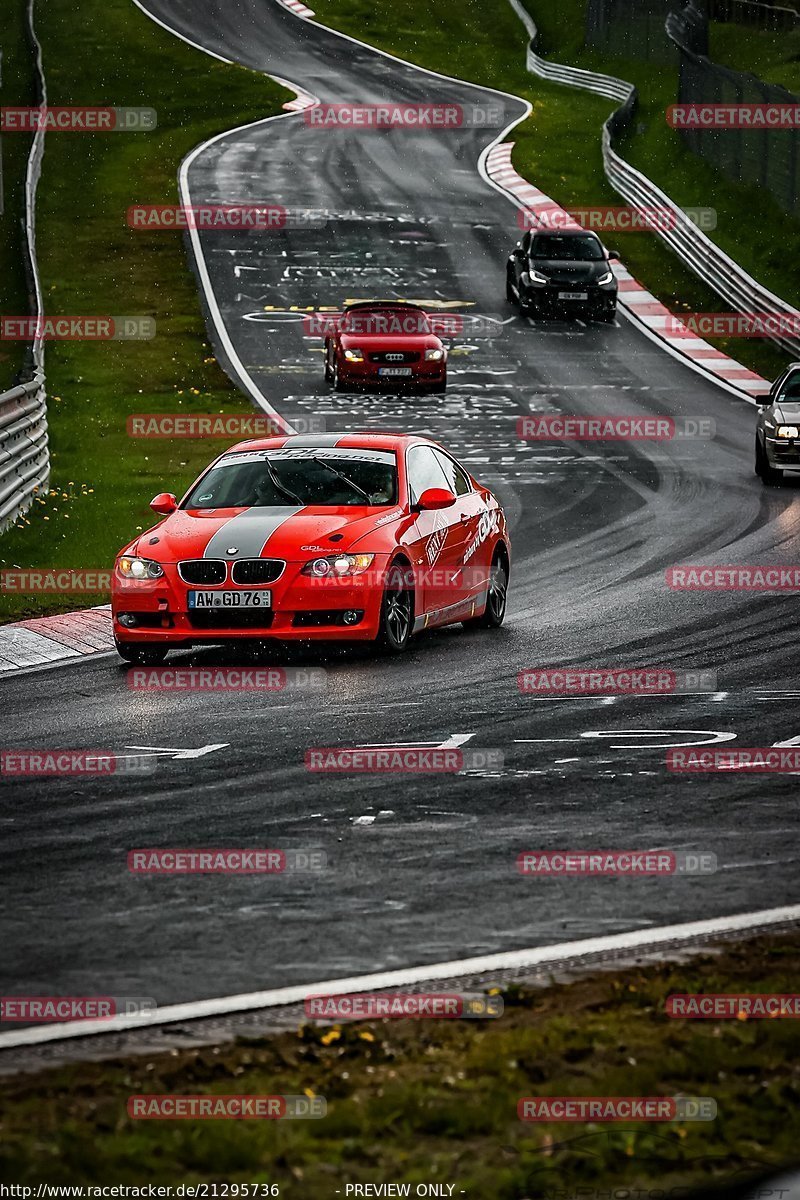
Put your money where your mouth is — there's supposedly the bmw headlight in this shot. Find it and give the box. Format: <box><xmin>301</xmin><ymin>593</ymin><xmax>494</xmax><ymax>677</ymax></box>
<box><xmin>777</xmin><ymin>425</ymin><xmax>800</xmax><ymax>438</ymax></box>
<box><xmin>344</xmin><ymin>347</ymin><xmax>365</xmax><ymax>362</ymax></box>
<box><xmin>425</xmin><ymin>348</ymin><xmax>445</xmax><ymax>361</ymax></box>
<box><xmin>302</xmin><ymin>554</ymin><xmax>375</xmax><ymax>578</ymax></box>
<box><xmin>528</xmin><ymin>269</ymin><xmax>549</xmax><ymax>285</ymax></box>
<box><xmin>597</xmin><ymin>270</ymin><xmax>614</xmax><ymax>286</ymax></box>
<box><xmin>117</xmin><ymin>556</ymin><xmax>164</xmax><ymax>580</ymax></box>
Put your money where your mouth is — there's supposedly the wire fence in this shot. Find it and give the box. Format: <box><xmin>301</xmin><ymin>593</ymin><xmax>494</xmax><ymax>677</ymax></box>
<box><xmin>708</xmin><ymin>0</ymin><xmax>799</xmax><ymax>30</ymax></box>
<box><xmin>585</xmin><ymin>0</ymin><xmax>694</xmax><ymax>61</ymax></box>
<box><xmin>667</xmin><ymin>7</ymin><xmax>800</xmax><ymax>215</ymax></box>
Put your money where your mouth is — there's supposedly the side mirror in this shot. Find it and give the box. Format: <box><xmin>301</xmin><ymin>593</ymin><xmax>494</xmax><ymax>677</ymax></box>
<box><xmin>607</xmin><ymin>248</ymin><xmax>621</xmax><ymax>260</ymax></box>
<box><xmin>755</xmin><ymin>395</ymin><xmax>774</xmax><ymax>406</ymax></box>
<box><xmin>150</xmin><ymin>492</ymin><xmax>178</xmax><ymax>515</ymax></box>
<box><xmin>415</xmin><ymin>487</ymin><xmax>457</xmax><ymax>512</ymax></box>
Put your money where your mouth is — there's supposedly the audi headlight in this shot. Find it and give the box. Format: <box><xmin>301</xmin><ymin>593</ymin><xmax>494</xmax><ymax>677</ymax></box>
<box><xmin>777</xmin><ymin>425</ymin><xmax>799</xmax><ymax>438</ymax></box>
<box><xmin>528</xmin><ymin>269</ymin><xmax>549</xmax><ymax>285</ymax></box>
<box><xmin>598</xmin><ymin>270</ymin><xmax>614</xmax><ymax>286</ymax></box>
<box><xmin>302</xmin><ymin>554</ymin><xmax>375</xmax><ymax>578</ymax></box>
<box><xmin>117</xmin><ymin>556</ymin><xmax>164</xmax><ymax>580</ymax></box>
<box><xmin>425</xmin><ymin>348</ymin><xmax>444</xmax><ymax>361</ymax></box>
<box><xmin>344</xmin><ymin>347</ymin><xmax>364</xmax><ymax>362</ymax></box>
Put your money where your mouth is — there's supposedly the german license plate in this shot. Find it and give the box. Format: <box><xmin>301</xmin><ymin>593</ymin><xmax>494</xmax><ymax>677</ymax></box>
<box><xmin>188</xmin><ymin>590</ymin><xmax>271</xmax><ymax>608</ymax></box>
<box><xmin>558</xmin><ymin>291</ymin><xmax>588</xmax><ymax>301</ymax></box>
<box><xmin>378</xmin><ymin>367</ymin><xmax>412</xmax><ymax>377</ymax></box>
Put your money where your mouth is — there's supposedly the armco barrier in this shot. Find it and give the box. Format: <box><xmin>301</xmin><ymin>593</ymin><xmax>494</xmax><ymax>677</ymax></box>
<box><xmin>0</xmin><ymin>374</ymin><xmax>48</xmax><ymax>531</ymax></box>
<box><xmin>506</xmin><ymin>0</ymin><xmax>800</xmax><ymax>358</ymax></box>
<box><xmin>1</xmin><ymin>0</ymin><xmax>50</xmax><ymax>533</ymax></box>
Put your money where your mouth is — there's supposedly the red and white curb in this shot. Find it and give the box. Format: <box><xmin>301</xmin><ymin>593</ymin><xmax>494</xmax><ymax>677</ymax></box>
<box><xmin>485</xmin><ymin>143</ymin><xmax>769</xmax><ymax>401</ymax></box>
<box><xmin>271</xmin><ymin>75</ymin><xmax>319</xmax><ymax>113</ymax></box>
<box><xmin>276</xmin><ymin>0</ymin><xmax>315</xmax><ymax>20</ymax></box>
<box><xmin>0</xmin><ymin>606</ymin><xmax>114</xmax><ymax>673</ymax></box>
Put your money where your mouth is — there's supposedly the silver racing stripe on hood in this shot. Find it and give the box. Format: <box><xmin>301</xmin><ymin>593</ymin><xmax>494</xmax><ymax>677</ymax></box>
<box><xmin>203</xmin><ymin>506</ymin><xmax>304</xmax><ymax>559</ymax></box>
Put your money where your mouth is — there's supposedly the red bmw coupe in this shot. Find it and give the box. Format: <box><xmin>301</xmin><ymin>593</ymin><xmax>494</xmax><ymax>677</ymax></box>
<box><xmin>324</xmin><ymin>302</ymin><xmax>447</xmax><ymax>392</ymax></box>
<box><xmin>112</xmin><ymin>433</ymin><xmax>510</xmax><ymax>663</ymax></box>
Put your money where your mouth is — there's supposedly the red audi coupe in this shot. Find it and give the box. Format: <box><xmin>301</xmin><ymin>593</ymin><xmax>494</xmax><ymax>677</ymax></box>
<box><xmin>112</xmin><ymin>433</ymin><xmax>510</xmax><ymax>663</ymax></box>
<box><xmin>323</xmin><ymin>302</ymin><xmax>447</xmax><ymax>392</ymax></box>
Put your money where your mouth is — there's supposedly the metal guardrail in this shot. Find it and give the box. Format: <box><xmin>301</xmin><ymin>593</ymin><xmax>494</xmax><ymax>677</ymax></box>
<box><xmin>0</xmin><ymin>373</ymin><xmax>48</xmax><ymax>529</ymax></box>
<box><xmin>1</xmin><ymin>0</ymin><xmax>50</xmax><ymax>534</ymax></box>
<box><xmin>507</xmin><ymin>0</ymin><xmax>800</xmax><ymax>358</ymax></box>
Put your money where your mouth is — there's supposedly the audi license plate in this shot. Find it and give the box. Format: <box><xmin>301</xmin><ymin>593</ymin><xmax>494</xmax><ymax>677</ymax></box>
<box><xmin>558</xmin><ymin>291</ymin><xmax>588</xmax><ymax>301</ymax></box>
<box><xmin>188</xmin><ymin>590</ymin><xmax>271</xmax><ymax>608</ymax></box>
<box><xmin>378</xmin><ymin>366</ymin><xmax>412</xmax><ymax>377</ymax></box>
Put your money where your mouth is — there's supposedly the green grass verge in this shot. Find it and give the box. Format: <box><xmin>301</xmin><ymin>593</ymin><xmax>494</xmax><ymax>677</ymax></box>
<box><xmin>312</xmin><ymin>0</ymin><xmax>796</xmax><ymax>384</ymax></box>
<box><xmin>710</xmin><ymin>19</ymin><xmax>800</xmax><ymax>93</ymax></box>
<box><xmin>2</xmin><ymin>932</ymin><xmax>800</xmax><ymax>1192</ymax></box>
<box><xmin>0</xmin><ymin>5</ymin><xmax>37</xmax><ymax>388</ymax></box>
<box><xmin>0</xmin><ymin>0</ymin><xmax>288</xmax><ymax>623</ymax></box>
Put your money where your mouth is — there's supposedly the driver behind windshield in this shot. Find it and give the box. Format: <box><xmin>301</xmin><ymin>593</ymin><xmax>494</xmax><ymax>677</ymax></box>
<box><xmin>185</xmin><ymin>454</ymin><xmax>397</xmax><ymax>509</ymax></box>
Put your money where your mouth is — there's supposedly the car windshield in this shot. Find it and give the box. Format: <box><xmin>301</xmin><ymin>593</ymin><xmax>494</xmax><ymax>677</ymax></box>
<box><xmin>182</xmin><ymin>448</ymin><xmax>398</xmax><ymax>509</ymax></box>
<box><xmin>778</xmin><ymin>375</ymin><xmax>800</xmax><ymax>402</ymax></box>
<box><xmin>530</xmin><ymin>235</ymin><xmax>605</xmax><ymax>262</ymax></box>
<box><xmin>341</xmin><ymin>308</ymin><xmax>431</xmax><ymax>336</ymax></box>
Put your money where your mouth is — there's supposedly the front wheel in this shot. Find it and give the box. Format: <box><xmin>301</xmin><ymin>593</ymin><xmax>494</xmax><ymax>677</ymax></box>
<box><xmin>463</xmin><ymin>550</ymin><xmax>508</xmax><ymax>630</ymax></box>
<box><xmin>330</xmin><ymin>357</ymin><xmax>345</xmax><ymax>392</ymax></box>
<box><xmin>598</xmin><ymin>307</ymin><xmax>616</xmax><ymax>323</ymax></box>
<box><xmin>520</xmin><ymin>291</ymin><xmax>538</xmax><ymax>319</ymax></box>
<box><xmin>115</xmin><ymin>639</ymin><xmax>169</xmax><ymax>665</ymax></box>
<box><xmin>375</xmin><ymin>563</ymin><xmax>413</xmax><ymax>653</ymax></box>
<box><xmin>506</xmin><ymin>270</ymin><xmax>516</xmax><ymax>303</ymax></box>
<box><xmin>755</xmin><ymin>434</ymin><xmax>783</xmax><ymax>485</ymax></box>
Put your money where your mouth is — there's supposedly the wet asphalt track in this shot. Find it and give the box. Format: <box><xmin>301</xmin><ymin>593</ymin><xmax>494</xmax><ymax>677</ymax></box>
<box><xmin>2</xmin><ymin>0</ymin><xmax>800</xmax><ymax>1009</ymax></box>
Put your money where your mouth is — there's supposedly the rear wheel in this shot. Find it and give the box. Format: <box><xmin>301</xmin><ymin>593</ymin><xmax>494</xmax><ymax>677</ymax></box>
<box><xmin>375</xmin><ymin>562</ymin><xmax>413</xmax><ymax>653</ymax></box>
<box><xmin>755</xmin><ymin>434</ymin><xmax>783</xmax><ymax>485</ymax></box>
<box><xmin>115</xmin><ymin>639</ymin><xmax>169</xmax><ymax>665</ymax></box>
<box><xmin>463</xmin><ymin>549</ymin><xmax>508</xmax><ymax>630</ymax></box>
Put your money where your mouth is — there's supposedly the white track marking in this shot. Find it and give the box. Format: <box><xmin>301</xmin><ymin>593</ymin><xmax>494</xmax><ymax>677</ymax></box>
<box><xmin>1</xmin><ymin>905</ymin><xmax>798</xmax><ymax>1049</ymax></box>
<box><xmin>124</xmin><ymin>743</ymin><xmax>229</xmax><ymax>759</ymax></box>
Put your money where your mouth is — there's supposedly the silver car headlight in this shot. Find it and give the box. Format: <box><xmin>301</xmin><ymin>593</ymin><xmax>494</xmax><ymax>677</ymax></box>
<box><xmin>117</xmin><ymin>556</ymin><xmax>164</xmax><ymax>580</ymax></box>
<box><xmin>777</xmin><ymin>425</ymin><xmax>799</xmax><ymax>438</ymax></box>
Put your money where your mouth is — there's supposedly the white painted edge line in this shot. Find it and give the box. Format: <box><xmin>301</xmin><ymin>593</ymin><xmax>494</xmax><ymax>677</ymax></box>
<box><xmin>130</xmin><ymin>0</ymin><xmax>234</xmax><ymax>62</ymax></box>
<box><xmin>0</xmin><ymin>648</ymin><xmax>117</xmax><ymax>680</ymax></box>
<box><xmin>131</xmin><ymin>0</ymin><xmax>536</xmax><ymax>426</ymax></box>
<box><xmin>131</xmin><ymin>0</ymin><xmax>323</xmax><ymax>432</ymax></box>
<box><xmin>2</xmin><ymin>903</ymin><xmax>799</xmax><ymax>1049</ymax></box>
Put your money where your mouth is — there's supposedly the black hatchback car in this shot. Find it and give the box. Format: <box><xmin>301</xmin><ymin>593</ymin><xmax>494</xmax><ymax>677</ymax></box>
<box><xmin>506</xmin><ymin>229</ymin><xmax>619</xmax><ymax>321</ymax></box>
